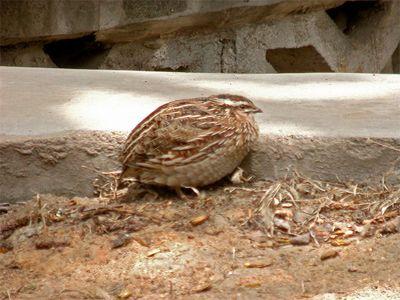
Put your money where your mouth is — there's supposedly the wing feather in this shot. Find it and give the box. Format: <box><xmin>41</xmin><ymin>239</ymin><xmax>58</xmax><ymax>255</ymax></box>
<box><xmin>120</xmin><ymin>100</ymin><xmax>232</xmax><ymax>169</ymax></box>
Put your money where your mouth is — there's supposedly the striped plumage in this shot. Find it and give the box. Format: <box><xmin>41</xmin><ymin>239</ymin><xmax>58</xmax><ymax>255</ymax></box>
<box><xmin>119</xmin><ymin>94</ymin><xmax>261</xmax><ymax>191</ymax></box>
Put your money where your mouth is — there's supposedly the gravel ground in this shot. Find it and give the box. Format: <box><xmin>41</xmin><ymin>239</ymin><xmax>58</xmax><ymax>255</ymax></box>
<box><xmin>1</xmin><ymin>175</ymin><xmax>399</xmax><ymax>299</ymax></box>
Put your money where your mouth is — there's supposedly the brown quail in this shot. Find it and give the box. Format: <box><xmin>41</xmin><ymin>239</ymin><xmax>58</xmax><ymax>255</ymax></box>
<box><xmin>119</xmin><ymin>94</ymin><xmax>262</xmax><ymax>196</ymax></box>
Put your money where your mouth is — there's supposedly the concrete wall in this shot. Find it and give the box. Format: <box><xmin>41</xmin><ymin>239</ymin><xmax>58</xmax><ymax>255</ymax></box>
<box><xmin>1</xmin><ymin>0</ymin><xmax>399</xmax><ymax>73</ymax></box>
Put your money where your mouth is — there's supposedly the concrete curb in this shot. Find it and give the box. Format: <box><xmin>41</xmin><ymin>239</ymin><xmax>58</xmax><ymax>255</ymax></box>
<box><xmin>1</xmin><ymin>131</ymin><xmax>399</xmax><ymax>203</ymax></box>
<box><xmin>1</xmin><ymin>67</ymin><xmax>399</xmax><ymax>202</ymax></box>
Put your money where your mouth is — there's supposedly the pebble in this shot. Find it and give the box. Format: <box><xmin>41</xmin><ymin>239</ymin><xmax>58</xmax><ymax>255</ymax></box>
<box><xmin>0</xmin><ymin>241</ymin><xmax>13</xmax><ymax>253</ymax></box>
<box><xmin>111</xmin><ymin>234</ymin><xmax>132</xmax><ymax>249</ymax></box>
<box><xmin>312</xmin><ymin>293</ymin><xmax>337</xmax><ymax>300</ymax></box>
<box><xmin>293</xmin><ymin>210</ymin><xmax>309</xmax><ymax>224</ymax></box>
<box><xmin>290</xmin><ymin>233</ymin><xmax>311</xmax><ymax>245</ymax></box>
<box><xmin>117</xmin><ymin>289</ymin><xmax>132</xmax><ymax>299</ymax></box>
<box><xmin>274</xmin><ymin>217</ymin><xmax>291</xmax><ymax>232</ymax></box>
<box><xmin>320</xmin><ymin>249</ymin><xmax>339</xmax><ymax>260</ymax></box>
<box><xmin>380</xmin><ymin>216</ymin><xmax>400</xmax><ymax>234</ymax></box>
<box><xmin>347</xmin><ymin>265</ymin><xmax>358</xmax><ymax>272</ymax></box>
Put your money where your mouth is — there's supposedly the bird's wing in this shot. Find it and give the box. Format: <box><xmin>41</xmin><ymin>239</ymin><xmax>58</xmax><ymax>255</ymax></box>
<box><xmin>120</xmin><ymin>100</ymin><xmax>235</xmax><ymax>169</ymax></box>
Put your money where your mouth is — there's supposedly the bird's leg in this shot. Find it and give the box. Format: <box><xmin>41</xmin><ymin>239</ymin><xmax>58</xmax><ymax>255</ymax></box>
<box><xmin>183</xmin><ymin>186</ymin><xmax>200</xmax><ymax>197</ymax></box>
<box><xmin>175</xmin><ymin>187</ymin><xmax>188</xmax><ymax>200</ymax></box>
<box><xmin>230</xmin><ymin>167</ymin><xmax>253</xmax><ymax>184</ymax></box>
<box><xmin>146</xmin><ymin>188</ymin><xmax>159</xmax><ymax>201</ymax></box>
<box><xmin>174</xmin><ymin>186</ymin><xmax>200</xmax><ymax>200</ymax></box>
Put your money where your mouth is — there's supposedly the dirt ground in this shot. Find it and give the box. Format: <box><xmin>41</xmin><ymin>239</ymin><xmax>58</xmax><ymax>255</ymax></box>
<box><xmin>1</xmin><ymin>175</ymin><xmax>399</xmax><ymax>300</ymax></box>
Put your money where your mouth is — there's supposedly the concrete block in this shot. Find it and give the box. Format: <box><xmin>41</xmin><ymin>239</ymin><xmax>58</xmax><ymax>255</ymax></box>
<box><xmin>1</xmin><ymin>1</ymin><xmax>399</xmax><ymax>74</ymax></box>
<box><xmin>237</xmin><ymin>2</ymin><xmax>400</xmax><ymax>73</ymax></box>
<box><xmin>0</xmin><ymin>0</ymin><xmax>99</xmax><ymax>45</ymax></box>
<box><xmin>95</xmin><ymin>0</ymin><xmax>345</xmax><ymax>43</ymax></box>
<box><xmin>100</xmin><ymin>33</ymin><xmax>225</xmax><ymax>72</ymax></box>
<box><xmin>1</xmin><ymin>67</ymin><xmax>399</xmax><ymax>203</ymax></box>
<box><xmin>393</xmin><ymin>43</ymin><xmax>400</xmax><ymax>74</ymax></box>
<box><xmin>0</xmin><ymin>0</ymin><xmax>344</xmax><ymax>46</ymax></box>
<box><xmin>0</xmin><ymin>44</ymin><xmax>56</xmax><ymax>68</ymax></box>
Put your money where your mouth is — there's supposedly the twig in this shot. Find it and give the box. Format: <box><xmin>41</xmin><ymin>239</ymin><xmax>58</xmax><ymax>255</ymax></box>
<box><xmin>368</xmin><ymin>139</ymin><xmax>400</xmax><ymax>153</ymax></box>
<box><xmin>80</xmin><ymin>205</ymin><xmax>138</xmax><ymax>220</ymax></box>
<box><xmin>36</xmin><ymin>194</ymin><xmax>47</xmax><ymax>231</ymax></box>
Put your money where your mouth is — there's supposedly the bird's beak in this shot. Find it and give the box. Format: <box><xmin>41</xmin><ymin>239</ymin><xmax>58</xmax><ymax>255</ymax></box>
<box><xmin>244</xmin><ymin>107</ymin><xmax>262</xmax><ymax>114</ymax></box>
<box><xmin>248</xmin><ymin>107</ymin><xmax>262</xmax><ymax>114</ymax></box>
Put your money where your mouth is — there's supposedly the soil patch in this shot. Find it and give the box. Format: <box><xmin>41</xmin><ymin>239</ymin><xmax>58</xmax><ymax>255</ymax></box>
<box><xmin>1</xmin><ymin>176</ymin><xmax>399</xmax><ymax>299</ymax></box>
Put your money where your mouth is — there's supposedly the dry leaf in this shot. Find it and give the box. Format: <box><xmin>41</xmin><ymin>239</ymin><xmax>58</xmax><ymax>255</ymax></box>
<box><xmin>274</xmin><ymin>209</ymin><xmax>293</xmax><ymax>219</ymax></box>
<box><xmin>190</xmin><ymin>215</ymin><xmax>209</xmax><ymax>226</ymax></box>
<box><xmin>244</xmin><ymin>260</ymin><xmax>273</xmax><ymax>268</ymax></box>
<box><xmin>147</xmin><ymin>248</ymin><xmax>161</xmax><ymax>257</ymax></box>
<box><xmin>330</xmin><ymin>239</ymin><xmax>351</xmax><ymax>247</ymax></box>
<box><xmin>239</xmin><ymin>277</ymin><xmax>262</xmax><ymax>288</ymax></box>
<box><xmin>320</xmin><ymin>249</ymin><xmax>339</xmax><ymax>260</ymax></box>
<box><xmin>192</xmin><ymin>282</ymin><xmax>212</xmax><ymax>293</ymax></box>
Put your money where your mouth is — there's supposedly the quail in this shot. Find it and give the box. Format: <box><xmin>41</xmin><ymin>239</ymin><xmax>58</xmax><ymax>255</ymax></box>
<box><xmin>119</xmin><ymin>94</ymin><xmax>262</xmax><ymax>196</ymax></box>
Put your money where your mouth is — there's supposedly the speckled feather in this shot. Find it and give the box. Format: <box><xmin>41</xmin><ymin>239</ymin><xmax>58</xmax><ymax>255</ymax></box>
<box><xmin>119</xmin><ymin>94</ymin><xmax>261</xmax><ymax>188</ymax></box>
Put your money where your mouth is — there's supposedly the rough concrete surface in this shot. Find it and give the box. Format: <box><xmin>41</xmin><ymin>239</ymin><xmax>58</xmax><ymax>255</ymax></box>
<box><xmin>1</xmin><ymin>67</ymin><xmax>400</xmax><ymax>202</ymax></box>
<box><xmin>0</xmin><ymin>43</ymin><xmax>56</xmax><ymax>68</ymax></box>
<box><xmin>0</xmin><ymin>0</ymin><xmax>344</xmax><ymax>45</ymax></box>
<box><xmin>1</xmin><ymin>1</ymin><xmax>399</xmax><ymax>74</ymax></box>
<box><xmin>99</xmin><ymin>4</ymin><xmax>400</xmax><ymax>74</ymax></box>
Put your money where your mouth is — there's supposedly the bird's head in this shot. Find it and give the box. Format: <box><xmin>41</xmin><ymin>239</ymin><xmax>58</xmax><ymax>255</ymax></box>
<box><xmin>208</xmin><ymin>94</ymin><xmax>262</xmax><ymax>114</ymax></box>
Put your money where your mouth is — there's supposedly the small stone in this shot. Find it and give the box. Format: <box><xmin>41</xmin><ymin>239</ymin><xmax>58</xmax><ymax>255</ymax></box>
<box><xmin>35</xmin><ymin>236</ymin><xmax>70</xmax><ymax>249</ymax></box>
<box><xmin>38</xmin><ymin>152</ymin><xmax>57</xmax><ymax>164</ymax></box>
<box><xmin>84</xmin><ymin>148</ymin><xmax>99</xmax><ymax>156</ymax></box>
<box><xmin>320</xmin><ymin>249</ymin><xmax>339</xmax><ymax>260</ymax></box>
<box><xmin>111</xmin><ymin>234</ymin><xmax>132</xmax><ymax>249</ymax></box>
<box><xmin>192</xmin><ymin>282</ymin><xmax>212</xmax><ymax>293</ymax></box>
<box><xmin>381</xmin><ymin>216</ymin><xmax>400</xmax><ymax>234</ymax></box>
<box><xmin>56</xmin><ymin>152</ymin><xmax>68</xmax><ymax>159</ymax></box>
<box><xmin>360</xmin><ymin>223</ymin><xmax>376</xmax><ymax>238</ymax></box>
<box><xmin>343</xmin><ymin>230</ymin><xmax>354</xmax><ymax>238</ymax></box>
<box><xmin>117</xmin><ymin>289</ymin><xmax>132</xmax><ymax>299</ymax></box>
<box><xmin>312</xmin><ymin>293</ymin><xmax>337</xmax><ymax>300</ymax></box>
<box><xmin>347</xmin><ymin>265</ymin><xmax>358</xmax><ymax>272</ymax></box>
<box><xmin>0</xmin><ymin>205</ymin><xmax>9</xmax><ymax>214</ymax></box>
<box><xmin>15</xmin><ymin>148</ymin><xmax>33</xmax><ymax>155</ymax></box>
<box><xmin>23</xmin><ymin>227</ymin><xmax>38</xmax><ymax>238</ymax></box>
<box><xmin>246</xmin><ymin>230</ymin><xmax>268</xmax><ymax>243</ymax></box>
<box><xmin>290</xmin><ymin>233</ymin><xmax>311</xmax><ymax>246</ymax></box>
<box><xmin>204</xmin><ymin>226</ymin><xmax>223</xmax><ymax>236</ymax></box>
<box><xmin>0</xmin><ymin>241</ymin><xmax>13</xmax><ymax>253</ymax></box>
<box><xmin>274</xmin><ymin>217</ymin><xmax>290</xmax><ymax>232</ymax></box>
<box><xmin>293</xmin><ymin>210</ymin><xmax>309</xmax><ymax>224</ymax></box>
